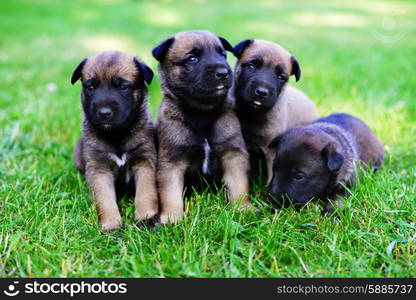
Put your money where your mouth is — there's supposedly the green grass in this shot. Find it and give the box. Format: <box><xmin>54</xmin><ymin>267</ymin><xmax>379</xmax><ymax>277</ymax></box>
<box><xmin>0</xmin><ymin>0</ymin><xmax>415</xmax><ymax>277</ymax></box>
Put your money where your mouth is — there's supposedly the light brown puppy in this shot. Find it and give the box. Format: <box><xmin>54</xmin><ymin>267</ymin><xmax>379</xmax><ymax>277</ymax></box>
<box><xmin>152</xmin><ymin>30</ymin><xmax>254</xmax><ymax>224</ymax></box>
<box><xmin>232</xmin><ymin>39</ymin><xmax>317</xmax><ymax>183</ymax></box>
<box><xmin>71</xmin><ymin>51</ymin><xmax>158</xmax><ymax>231</ymax></box>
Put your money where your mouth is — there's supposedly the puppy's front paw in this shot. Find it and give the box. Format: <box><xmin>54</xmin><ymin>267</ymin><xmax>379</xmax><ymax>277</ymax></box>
<box><xmin>135</xmin><ymin>208</ymin><xmax>158</xmax><ymax>222</ymax></box>
<box><xmin>100</xmin><ymin>216</ymin><xmax>123</xmax><ymax>232</ymax></box>
<box><xmin>239</xmin><ymin>202</ymin><xmax>260</xmax><ymax>214</ymax></box>
<box><xmin>233</xmin><ymin>196</ymin><xmax>258</xmax><ymax>212</ymax></box>
<box><xmin>159</xmin><ymin>211</ymin><xmax>184</xmax><ymax>225</ymax></box>
<box><xmin>135</xmin><ymin>208</ymin><xmax>159</xmax><ymax>230</ymax></box>
<box><xmin>322</xmin><ymin>199</ymin><xmax>343</xmax><ymax>218</ymax></box>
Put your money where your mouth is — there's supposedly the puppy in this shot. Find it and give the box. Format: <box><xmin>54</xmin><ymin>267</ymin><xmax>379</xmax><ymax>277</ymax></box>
<box><xmin>152</xmin><ymin>30</ymin><xmax>254</xmax><ymax>224</ymax></box>
<box><xmin>267</xmin><ymin>113</ymin><xmax>384</xmax><ymax>214</ymax></box>
<box><xmin>71</xmin><ymin>50</ymin><xmax>158</xmax><ymax>231</ymax></box>
<box><xmin>231</xmin><ymin>39</ymin><xmax>317</xmax><ymax>183</ymax></box>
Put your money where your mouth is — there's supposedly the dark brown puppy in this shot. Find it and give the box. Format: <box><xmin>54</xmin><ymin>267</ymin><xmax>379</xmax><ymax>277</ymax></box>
<box><xmin>267</xmin><ymin>113</ymin><xmax>384</xmax><ymax>214</ymax></box>
<box><xmin>71</xmin><ymin>50</ymin><xmax>158</xmax><ymax>231</ymax></box>
<box><xmin>231</xmin><ymin>39</ymin><xmax>317</xmax><ymax>184</ymax></box>
<box><xmin>152</xmin><ymin>30</ymin><xmax>254</xmax><ymax>224</ymax></box>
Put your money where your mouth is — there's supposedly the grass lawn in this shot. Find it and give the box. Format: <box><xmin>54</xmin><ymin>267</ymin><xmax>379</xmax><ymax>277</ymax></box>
<box><xmin>0</xmin><ymin>0</ymin><xmax>415</xmax><ymax>277</ymax></box>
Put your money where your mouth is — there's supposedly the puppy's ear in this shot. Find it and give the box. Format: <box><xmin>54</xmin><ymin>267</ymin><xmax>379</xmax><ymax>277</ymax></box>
<box><xmin>218</xmin><ymin>36</ymin><xmax>233</xmax><ymax>52</ymax></box>
<box><xmin>269</xmin><ymin>135</ymin><xmax>282</xmax><ymax>149</ymax></box>
<box><xmin>152</xmin><ymin>37</ymin><xmax>175</xmax><ymax>63</ymax></box>
<box><xmin>71</xmin><ymin>58</ymin><xmax>88</xmax><ymax>85</ymax></box>
<box><xmin>232</xmin><ymin>39</ymin><xmax>253</xmax><ymax>59</ymax></box>
<box><xmin>134</xmin><ymin>58</ymin><xmax>154</xmax><ymax>85</ymax></box>
<box><xmin>291</xmin><ymin>56</ymin><xmax>301</xmax><ymax>82</ymax></box>
<box><xmin>323</xmin><ymin>143</ymin><xmax>344</xmax><ymax>173</ymax></box>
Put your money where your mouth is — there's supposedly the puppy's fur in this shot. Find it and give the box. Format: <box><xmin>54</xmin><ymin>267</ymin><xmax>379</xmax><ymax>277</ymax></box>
<box><xmin>232</xmin><ymin>39</ymin><xmax>317</xmax><ymax>183</ymax></box>
<box><xmin>153</xmin><ymin>30</ymin><xmax>254</xmax><ymax>224</ymax></box>
<box><xmin>267</xmin><ymin>113</ymin><xmax>384</xmax><ymax>214</ymax></box>
<box><xmin>72</xmin><ymin>51</ymin><xmax>158</xmax><ymax>231</ymax></box>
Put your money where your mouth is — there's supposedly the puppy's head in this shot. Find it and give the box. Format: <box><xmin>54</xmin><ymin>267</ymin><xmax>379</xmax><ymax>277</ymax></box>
<box><xmin>267</xmin><ymin>128</ymin><xmax>344</xmax><ymax>208</ymax></box>
<box><xmin>232</xmin><ymin>39</ymin><xmax>301</xmax><ymax>112</ymax></box>
<box><xmin>71</xmin><ymin>50</ymin><xmax>153</xmax><ymax>132</ymax></box>
<box><xmin>152</xmin><ymin>30</ymin><xmax>234</xmax><ymax>111</ymax></box>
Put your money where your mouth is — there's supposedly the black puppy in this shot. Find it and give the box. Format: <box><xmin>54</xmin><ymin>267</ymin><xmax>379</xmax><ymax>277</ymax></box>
<box><xmin>72</xmin><ymin>51</ymin><xmax>158</xmax><ymax>231</ymax></box>
<box><xmin>267</xmin><ymin>113</ymin><xmax>384</xmax><ymax>214</ymax></box>
<box><xmin>153</xmin><ymin>30</ymin><xmax>254</xmax><ymax>224</ymax></box>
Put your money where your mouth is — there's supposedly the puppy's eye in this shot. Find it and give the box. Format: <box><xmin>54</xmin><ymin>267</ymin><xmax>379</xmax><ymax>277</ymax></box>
<box><xmin>277</xmin><ymin>74</ymin><xmax>287</xmax><ymax>81</ymax></box>
<box><xmin>119</xmin><ymin>83</ymin><xmax>130</xmax><ymax>91</ymax></box>
<box><xmin>187</xmin><ymin>56</ymin><xmax>199</xmax><ymax>63</ymax></box>
<box><xmin>293</xmin><ymin>172</ymin><xmax>305</xmax><ymax>181</ymax></box>
<box><xmin>86</xmin><ymin>84</ymin><xmax>95</xmax><ymax>91</ymax></box>
<box><xmin>247</xmin><ymin>63</ymin><xmax>256</xmax><ymax>70</ymax></box>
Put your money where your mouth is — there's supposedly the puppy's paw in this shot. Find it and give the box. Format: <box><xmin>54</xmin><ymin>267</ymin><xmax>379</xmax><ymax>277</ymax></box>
<box><xmin>159</xmin><ymin>211</ymin><xmax>184</xmax><ymax>225</ymax></box>
<box><xmin>322</xmin><ymin>199</ymin><xmax>343</xmax><ymax>218</ymax></box>
<box><xmin>233</xmin><ymin>197</ymin><xmax>258</xmax><ymax>213</ymax></box>
<box><xmin>135</xmin><ymin>210</ymin><xmax>160</xmax><ymax>230</ymax></box>
<box><xmin>136</xmin><ymin>214</ymin><xmax>160</xmax><ymax>230</ymax></box>
<box><xmin>135</xmin><ymin>208</ymin><xmax>158</xmax><ymax>223</ymax></box>
<box><xmin>239</xmin><ymin>202</ymin><xmax>259</xmax><ymax>213</ymax></box>
<box><xmin>100</xmin><ymin>216</ymin><xmax>123</xmax><ymax>232</ymax></box>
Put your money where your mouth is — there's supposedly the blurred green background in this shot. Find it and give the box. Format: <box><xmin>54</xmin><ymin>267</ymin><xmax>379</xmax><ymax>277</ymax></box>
<box><xmin>0</xmin><ymin>0</ymin><xmax>414</xmax><ymax>277</ymax></box>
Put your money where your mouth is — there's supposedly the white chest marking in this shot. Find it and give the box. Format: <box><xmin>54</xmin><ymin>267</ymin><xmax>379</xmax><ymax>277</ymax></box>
<box><xmin>108</xmin><ymin>153</ymin><xmax>128</xmax><ymax>167</ymax></box>
<box><xmin>202</xmin><ymin>138</ymin><xmax>211</xmax><ymax>175</ymax></box>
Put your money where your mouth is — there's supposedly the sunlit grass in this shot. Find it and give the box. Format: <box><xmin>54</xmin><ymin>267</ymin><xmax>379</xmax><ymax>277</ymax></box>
<box><xmin>0</xmin><ymin>0</ymin><xmax>414</xmax><ymax>277</ymax></box>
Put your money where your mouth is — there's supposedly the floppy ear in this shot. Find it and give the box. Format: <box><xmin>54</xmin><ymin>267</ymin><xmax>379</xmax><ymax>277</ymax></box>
<box><xmin>291</xmin><ymin>56</ymin><xmax>301</xmax><ymax>82</ymax></box>
<box><xmin>71</xmin><ymin>58</ymin><xmax>88</xmax><ymax>85</ymax></box>
<box><xmin>134</xmin><ymin>58</ymin><xmax>154</xmax><ymax>85</ymax></box>
<box><xmin>323</xmin><ymin>143</ymin><xmax>344</xmax><ymax>173</ymax></box>
<box><xmin>232</xmin><ymin>39</ymin><xmax>254</xmax><ymax>59</ymax></box>
<box><xmin>269</xmin><ymin>135</ymin><xmax>282</xmax><ymax>149</ymax></box>
<box><xmin>218</xmin><ymin>37</ymin><xmax>233</xmax><ymax>52</ymax></box>
<box><xmin>152</xmin><ymin>37</ymin><xmax>175</xmax><ymax>63</ymax></box>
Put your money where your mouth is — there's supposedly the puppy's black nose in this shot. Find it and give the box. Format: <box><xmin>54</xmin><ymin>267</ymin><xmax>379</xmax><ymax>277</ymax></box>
<box><xmin>255</xmin><ymin>86</ymin><xmax>269</xmax><ymax>98</ymax></box>
<box><xmin>215</xmin><ymin>67</ymin><xmax>229</xmax><ymax>80</ymax></box>
<box><xmin>98</xmin><ymin>107</ymin><xmax>113</xmax><ymax>119</ymax></box>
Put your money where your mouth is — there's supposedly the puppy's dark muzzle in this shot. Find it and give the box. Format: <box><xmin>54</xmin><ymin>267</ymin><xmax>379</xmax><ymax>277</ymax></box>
<box><xmin>243</xmin><ymin>81</ymin><xmax>275</xmax><ymax>110</ymax></box>
<box><xmin>251</xmin><ymin>81</ymin><xmax>274</xmax><ymax>98</ymax></box>
<box><xmin>266</xmin><ymin>183</ymin><xmax>292</xmax><ymax>208</ymax></box>
<box><xmin>255</xmin><ymin>86</ymin><xmax>270</xmax><ymax>98</ymax></box>
<box><xmin>92</xmin><ymin>102</ymin><xmax>119</xmax><ymax>122</ymax></box>
<box><xmin>215</xmin><ymin>67</ymin><xmax>231</xmax><ymax>81</ymax></box>
<box><xmin>97</xmin><ymin>107</ymin><xmax>113</xmax><ymax>120</ymax></box>
<box><xmin>203</xmin><ymin>63</ymin><xmax>232</xmax><ymax>87</ymax></box>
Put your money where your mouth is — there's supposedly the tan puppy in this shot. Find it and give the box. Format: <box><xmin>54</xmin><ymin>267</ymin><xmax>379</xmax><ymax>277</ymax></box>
<box><xmin>71</xmin><ymin>51</ymin><xmax>158</xmax><ymax>231</ymax></box>
<box><xmin>232</xmin><ymin>39</ymin><xmax>317</xmax><ymax>183</ymax></box>
<box><xmin>152</xmin><ymin>30</ymin><xmax>254</xmax><ymax>224</ymax></box>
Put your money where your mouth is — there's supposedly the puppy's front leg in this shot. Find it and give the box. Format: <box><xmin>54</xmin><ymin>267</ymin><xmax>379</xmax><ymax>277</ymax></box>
<box><xmin>85</xmin><ymin>169</ymin><xmax>121</xmax><ymax>232</ymax></box>
<box><xmin>73</xmin><ymin>138</ymin><xmax>85</xmax><ymax>174</ymax></box>
<box><xmin>322</xmin><ymin>198</ymin><xmax>344</xmax><ymax>216</ymax></box>
<box><xmin>221</xmin><ymin>151</ymin><xmax>253</xmax><ymax>209</ymax></box>
<box><xmin>132</xmin><ymin>160</ymin><xmax>158</xmax><ymax>223</ymax></box>
<box><xmin>158</xmin><ymin>161</ymin><xmax>187</xmax><ymax>224</ymax></box>
<box><xmin>322</xmin><ymin>186</ymin><xmax>349</xmax><ymax>216</ymax></box>
<box><xmin>264</xmin><ymin>148</ymin><xmax>276</xmax><ymax>186</ymax></box>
